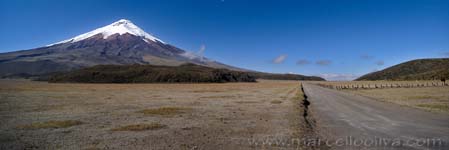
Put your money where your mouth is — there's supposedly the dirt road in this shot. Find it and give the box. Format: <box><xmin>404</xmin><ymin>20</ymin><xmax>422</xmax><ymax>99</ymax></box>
<box><xmin>303</xmin><ymin>83</ymin><xmax>449</xmax><ymax>150</ymax></box>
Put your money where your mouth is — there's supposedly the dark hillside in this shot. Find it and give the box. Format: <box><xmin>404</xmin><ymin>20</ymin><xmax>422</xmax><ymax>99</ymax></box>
<box><xmin>48</xmin><ymin>63</ymin><xmax>256</xmax><ymax>83</ymax></box>
<box><xmin>248</xmin><ymin>72</ymin><xmax>325</xmax><ymax>81</ymax></box>
<box><xmin>356</xmin><ymin>58</ymin><xmax>449</xmax><ymax>81</ymax></box>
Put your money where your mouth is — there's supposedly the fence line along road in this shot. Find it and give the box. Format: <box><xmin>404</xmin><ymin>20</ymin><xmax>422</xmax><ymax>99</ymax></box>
<box><xmin>314</xmin><ymin>81</ymin><xmax>448</xmax><ymax>90</ymax></box>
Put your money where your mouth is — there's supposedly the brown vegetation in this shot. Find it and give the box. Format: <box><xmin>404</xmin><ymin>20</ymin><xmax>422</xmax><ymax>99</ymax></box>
<box><xmin>138</xmin><ymin>107</ymin><xmax>189</xmax><ymax>116</ymax></box>
<box><xmin>0</xmin><ymin>79</ymin><xmax>311</xmax><ymax>149</ymax></box>
<box><xmin>111</xmin><ymin>123</ymin><xmax>166</xmax><ymax>131</ymax></box>
<box><xmin>16</xmin><ymin>120</ymin><xmax>83</xmax><ymax>129</ymax></box>
<box><xmin>349</xmin><ymin>87</ymin><xmax>449</xmax><ymax>113</ymax></box>
<box><xmin>270</xmin><ymin>100</ymin><xmax>283</xmax><ymax>104</ymax></box>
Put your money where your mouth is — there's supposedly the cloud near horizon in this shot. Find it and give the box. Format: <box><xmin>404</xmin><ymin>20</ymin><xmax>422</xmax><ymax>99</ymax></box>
<box><xmin>442</xmin><ymin>52</ymin><xmax>449</xmax><ymax>57</ymax></box>
<box><xmin>198</xmin><ymin>44</ymin><xmax>206</xmax><ymax>56</ymax></box>
<box><xmin>272</xmin><ymin>54</ymin><xmax>287</xmax><ymax>64</ymax></box>
<box><xmin>317</xmin><ymin>73</ymin><xmax>360</xmax><ymax>81</ymax></box>
<box><xmin>296</xmin><ymin>59</ymin><xmax>310</xmax><ymax>65</ymax></box>
<box><xmin>316</xmin><ymin>60</ymin><xmax>332</xmax><ymax>66</ymax></box>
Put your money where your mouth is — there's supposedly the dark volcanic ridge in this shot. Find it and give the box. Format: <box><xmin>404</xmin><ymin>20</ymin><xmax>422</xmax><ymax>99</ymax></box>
<box><xmin>47</xmin><ymin>63</ymin><xmax>256</xmax><ymax>83</ymax></box>
<box><xmin>46</xmin><ymin>63</ymin><xmax>324</xmax><ymax>83</ymax></box>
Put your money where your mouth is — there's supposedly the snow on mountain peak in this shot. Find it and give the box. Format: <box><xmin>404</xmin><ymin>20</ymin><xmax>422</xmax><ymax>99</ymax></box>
<box><xmin>113</xmin><ymin>19</ymin><xmax>132</xmax><ymax>25</ymax></box>
<box><xmin>48</xmin><ymin>19</ymin><xmax>164</xmax><ymax>46</ymax></box>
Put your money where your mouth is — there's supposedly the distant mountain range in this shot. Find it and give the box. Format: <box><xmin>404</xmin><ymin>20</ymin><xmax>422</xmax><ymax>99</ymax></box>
<box><xmin>0</xmin><ymin>19</ymin><xmax>323</xmax><ymax>81</ymax></box>
<box><xmin>356</xmin><ymin>58</ymin><xmax>449</xmax><ymax>81</ymax></box>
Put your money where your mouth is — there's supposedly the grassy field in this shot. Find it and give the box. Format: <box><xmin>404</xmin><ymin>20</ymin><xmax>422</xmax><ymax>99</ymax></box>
<box><xmin>347</xmin><ymin>87</ymin><xmax>449</xmax><ymax>113</ymax></box>
<box><xmin>310</xmin><ymin>81</ymin><xmax>449</xmax><ymax>113</ymax></box>
<box><xmin>0</xmin><ymin>79</ymin><xmax>310</xmax><ymax>149</ymax></box>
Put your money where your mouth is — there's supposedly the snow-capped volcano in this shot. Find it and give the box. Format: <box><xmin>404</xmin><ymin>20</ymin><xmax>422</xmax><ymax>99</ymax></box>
<box><xmin>0</xmin><ymin>19</ymin><xmax>244</xmax><ymax>77</ymax></box>
<box><xmin>49</xmin><ymin>19</ymin><xmax>164</xmax><ymax>46</ymax></box>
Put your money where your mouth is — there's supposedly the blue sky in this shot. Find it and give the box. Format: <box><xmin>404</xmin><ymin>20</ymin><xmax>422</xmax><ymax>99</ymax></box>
<box><xmin>1</xmin><ymin>0</ymin><xmax>448</xmax><ymax>80</ymax></box>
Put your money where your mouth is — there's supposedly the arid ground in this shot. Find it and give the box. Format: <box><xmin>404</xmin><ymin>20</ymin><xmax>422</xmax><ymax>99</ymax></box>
<box><xmin>0</xmin><ymin>80</ymin><xmax>315</xmax><ymax>150</ymax></box>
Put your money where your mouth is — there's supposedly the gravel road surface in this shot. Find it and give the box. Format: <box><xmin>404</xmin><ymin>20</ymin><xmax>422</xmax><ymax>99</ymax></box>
<box><xmin>303</xmin><ymin>83</ymin><xmax>449</xmax><ymax>150</ymax></box>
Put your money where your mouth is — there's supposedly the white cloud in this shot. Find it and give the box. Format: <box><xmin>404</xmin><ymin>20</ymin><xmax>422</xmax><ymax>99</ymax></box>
<box><xmin>180</xmin><ymin>44</ymin><xmax>211</xmax><ymax>62</ymax></box>
<box><xmin>317</xmin><ymin>73</ymin><xmax>360</xmax><ymax>81</ymax></box>
<box><xmin>296</xmin><ymin>59</ymin><xmax>310</xmax><ymax>65</ymax></box>
<box><xmin>198</xmin><ymin>44</ymin><xmax>206</xmax><ymax>56</ymax></box>
<box><xmin>272</xmin><ymin>54</ymin><xmax>287</xmax><ymax>64</ymax></box>
<box><xmin>316</xmin><ymin>60</ymin><xmax>332</xmax><ymax>66</ymax></box>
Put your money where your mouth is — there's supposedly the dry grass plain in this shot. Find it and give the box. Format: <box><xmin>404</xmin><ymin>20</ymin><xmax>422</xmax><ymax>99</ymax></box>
<box><xmin>347</xmin><ymin>87</ymin><xmax>449</xmax><ymax>113</ymax></box>
<box><xmin>309</xmin><ymin>81</ymin><xmax>449</xmax><ymax>113</ymax></box>
<box><xmin>0</xmin><ymin>79</ymin><xmax>312</xmax><ymax>149</ymax></box>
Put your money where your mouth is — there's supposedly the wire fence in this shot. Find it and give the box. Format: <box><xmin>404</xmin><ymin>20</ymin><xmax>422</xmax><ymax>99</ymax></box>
<box><xmin>312</xmin><ymin>81</ymin><xmax>449</xmax><ymax>90</ymax></box>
